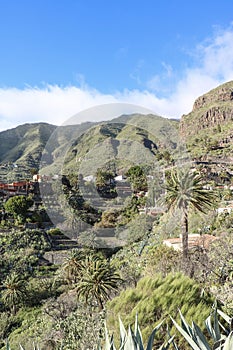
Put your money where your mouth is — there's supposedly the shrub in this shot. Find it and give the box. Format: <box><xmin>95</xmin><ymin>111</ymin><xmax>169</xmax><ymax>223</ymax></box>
<box><xmin>106</xmin><ymin>272</ymin><xmax>215</xmax><ymax>348</ymax></box>
<box><xmin>47</xmin><ymin>227</ymin><xmax>63</xmax><ymax>236</ymax></box>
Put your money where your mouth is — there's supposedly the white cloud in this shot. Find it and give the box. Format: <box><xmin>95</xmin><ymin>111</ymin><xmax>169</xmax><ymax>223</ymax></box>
<box><xmin>199</xmin><ymin>26</ymin><xmax>233</xmax><ymax>80</ymax></box>
<box><xmin>147</xmin><ymin>62</ymin><xmax>174</xmax><ymax>93</ymax></box>
<box><xmin>1</xmin><ymin>25</ymin><xmax>233</xmax><ymax>131</ymax></box>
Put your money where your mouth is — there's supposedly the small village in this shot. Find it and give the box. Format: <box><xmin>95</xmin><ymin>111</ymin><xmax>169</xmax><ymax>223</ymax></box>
<box><xmin>1</xmin><ymin>158</ymin><xmax>233</xmax><ymax>254</ymax></box>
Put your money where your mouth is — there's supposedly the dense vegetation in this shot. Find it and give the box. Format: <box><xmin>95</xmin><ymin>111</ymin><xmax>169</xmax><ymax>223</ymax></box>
<box><xmin>1</xmin><ymin>85</ymin><xmax>233</xmax><ymax>349</ymax></box>
<box><xmin>1</xmin><ymin>208</ymin><xmax>233</xmax><ymax>349</ymax></box>
<box><xmin>1</xmin><ymin>161</ymin><xmax>233</xmax><ymax>349</ymax></box>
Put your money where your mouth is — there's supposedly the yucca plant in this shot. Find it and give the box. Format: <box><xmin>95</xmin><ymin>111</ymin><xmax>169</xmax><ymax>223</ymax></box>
<box><xmin>171</xmin><ymin>308</ymin><xmax>233</xmax><ymax>350</ymax></box>
<box><xmin>99</xmin><ymin>315</ymin><xmax>176</xmax><ymax>350</ymax></box>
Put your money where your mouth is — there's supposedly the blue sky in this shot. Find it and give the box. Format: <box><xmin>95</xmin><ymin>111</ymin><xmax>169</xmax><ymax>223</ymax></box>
<box><xmin>1</xmin><ymin>0</ymin><xmax>233</xmax><ymax>130</ymax></box>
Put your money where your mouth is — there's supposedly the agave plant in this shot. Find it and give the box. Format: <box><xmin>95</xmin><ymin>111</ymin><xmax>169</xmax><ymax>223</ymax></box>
<box><xmin>171</xmin><ymin>308</ymin><xmax>233</xmax><ymax>350</ymax></box>
<box><xmin>99</xmin><ymin>315</ymin><xmax>175</xmax><ymax>350</ymax></box>
<box><xmin>5</xmin><ymin>342</ymin><xmax>41</xmax><ymax>350</ymax></box>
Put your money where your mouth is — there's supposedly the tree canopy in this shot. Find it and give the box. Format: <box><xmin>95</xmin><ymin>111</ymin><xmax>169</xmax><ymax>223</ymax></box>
<box><xmin>164</xmin><ymin>169</ymin><xmax>216</xmax><ymax>258</ymax></box>
<box><xmin>4</xmin><ymin>195</ymin><xmax>33</xmax><ymax>222</ymax></box>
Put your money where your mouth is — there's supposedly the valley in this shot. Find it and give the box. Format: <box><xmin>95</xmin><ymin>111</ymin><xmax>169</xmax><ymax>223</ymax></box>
<box><xmin>1</xmin><ymin>81</ymin><xmax>233</xmax><ymax>349</ymax></box>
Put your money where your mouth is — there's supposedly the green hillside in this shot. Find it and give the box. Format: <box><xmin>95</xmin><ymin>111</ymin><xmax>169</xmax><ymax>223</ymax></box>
<box><xmin>0</xmin><ymin>123</ymin><xmax>56</xmax><ymax>164</ymax></box>
<box><xmin>60</xmin><ymin>114</ymin><xmax>180</xmax><ymax>177</ymax></box>
<box><xmin>0</xmin><ymin>123</ymin><xmax>56</xmax><ymax>182</ymax></box>
<box><xmin>0</xmin><ymin>121</ymin><xmax>99</xmax><ymax>181</ymax></box>
<box><xmin>0</xmin><ymin>113</ymin><xmax>179</xmax><ymax>181</ymax></box>
<box><xmin>1</xmin><ymin>82</ymin><xmax>233</xmax><ymax>349</ymax></box>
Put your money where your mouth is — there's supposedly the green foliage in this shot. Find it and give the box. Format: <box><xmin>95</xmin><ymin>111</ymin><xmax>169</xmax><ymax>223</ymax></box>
<box><xmin>172</xmin><ymin>308</ymin><xmax>233</xmax><ymax>350</ymax></box>
<box><xmin>0</xmin><ymin>229</ymin><xmax>50</xmax><ymax>282</ymax></box>
<box><xmin>96</xmin><ymin>209</ymin><xmax>119</xmax><ymax>228</ymax></box>
<box><xmin>61</xmin><ymin>249</ymin><xmax>86</xmax><ymax>285</ymax></box>
<box><xmin>164</xmin><ymin>169</ymin><xmax>216</xmax><ymax>258</ymax></box>
<box><xmin>164</xmin><ymin>169</ymin><xmax>216</xmax><ymax>214</ymax></box>
<box><xmin>123</xmin><ymin>214</ymin><xmax>155</xmax><ymax>244</ymax></box>
<box><xmin>101</xmin><ymin>315</ymin><xmax>174</xmax><ymax>350</ymax></box>
<box><xmin>59</xmin><ymin>249</ymin><xmax>123</xmax><ymax>310</ymax></box>
<box><xmin>144</xmin><ymin>245</ymin><xmax>181</xmax><ymax>277</ymax></box>
<box><xmin>119</xmin><ymin>196</ymin><xmax>146</xmax><ymax>225</ymax></box>
<box><xmin>106</xmin><ymin>273</ymin><xmax>214</xmax><ymax>348</ymax></box>
<box><xmin>0</xmin><ymin>122</ymin><xmax>56</xmax><ymax>181</ymax></box>
<box><xmin>191</xmin><ymin>232</ymin><xmax>233</xmax><ymax>313</ymax></box>
<box><xmin>126</xmin><ymin>165</ymin><xmax>148</xmax><ymax>192</ymax></box>
<box><xmin>61</xmin><ymin>179</ymin><xmax>102</xmax><ymax>226</ymax></box>
<box><xmin>1</xmin><ymin>273</ymin><xmax>27</xmax><ymax>315</ymax></box>
<box><xmin>0</xmin><ymin>312</ymin><xmax>19</xmax><ymax>345</ymax></box>
<box><xmin>7</xmin><ymin>307</ymin><xmax>51</xmax><ymax>350</ymax></box>
<box><xmin>95</xmin><ymin>168</ymin><xmax>116</xmax><ymax>198</ymax></box>
<box><xmin>27</xmin><ymin>275</ymin><xmax>59</xmax><ymax>307</ymax></box>
<box><xmin>111</xmin><ymin>244</ymin><xmax>147</xmax><ymax>288</ymax></box>
<box><xmin>56</xmin><ymin>304</ymin><xmax>105</xmax><ymax>350</ymax></box>
<box><xmin>77</xmin><ymin>228</ymin><xmax>98</xmax><ymax>249</ymax></box>
<box><xmin>76</xmin><ymin>255</ymin><xmax>123</xmax><ymax>310</ymax></box>
<box><xmin>4</xmin><ymin>195</ymin><xmax>33</xmax><ymax>222</ymax></box>
<box><xmin>47</xmin><ymin>227</ymin><xmax>63</xmax><ymax>236</ymax></box>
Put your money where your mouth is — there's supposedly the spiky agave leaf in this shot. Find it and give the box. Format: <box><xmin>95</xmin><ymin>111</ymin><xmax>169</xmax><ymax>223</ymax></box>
<box><xmin>134</xmin><ymin>314</ymin><xmax>144</xmax><ymax>350</ymax></box>
<box><xmin>145</xmin><ymin>320</ymin><xmax>164</xmax><ymax>350</ymax></box>
<box><xmin>102</xmin><ymin>316</ymin><xmax>172</xmax><ymax>350</ymax></box>
<box><xmin>205</xmin><ymin>309</ymin><xmax>221</xmax><ymax>342</ymax></box>
<box><xmin>171</xmin><ymin>316</ymin><xmax>202</xmax><ymax>350</ymax></box>
<box><xmin>223</xmin><ymin>332</ymin><xmax>233</xmax><ymax>350</ymax></box>
<box><xmin>123</xmin><ymin>326</ymin><xmax>137</xmax><ymax>350</ymax></box>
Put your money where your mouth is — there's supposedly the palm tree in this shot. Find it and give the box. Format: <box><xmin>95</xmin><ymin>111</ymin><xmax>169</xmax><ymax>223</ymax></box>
<box><xmin>76</xmin><ymin>256</ymin><xmax>122</xmax><ymax>310</ymax></box>
<box><xmin>61</xmin><ymin>249</ymin><xmax>85</xmax><ymax>284</ymax></box>
<box><xmin>164</xmin><ymin>168</ymin><xmax>215</xmax><ymax>259</ymax></box>
<box><xmin>1</xmin><ymin>272</ymin><xmax>27</xmax><ymax>315</ymax></box>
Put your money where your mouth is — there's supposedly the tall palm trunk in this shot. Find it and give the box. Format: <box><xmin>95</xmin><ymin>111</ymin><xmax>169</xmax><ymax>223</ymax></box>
<box><xmin>97</xmin><ymin>295</ymin><xmax>104</xmax><ymax>311</ymax></box>
<box><xmin>181</xmin><ymin>210</ymin><xmax>189</xmax><ymax>259</ymax></box>
<box><xmin>12</xmin><ymin>303</ymin><xmax>17</xmax><ymax>316</ymax></box>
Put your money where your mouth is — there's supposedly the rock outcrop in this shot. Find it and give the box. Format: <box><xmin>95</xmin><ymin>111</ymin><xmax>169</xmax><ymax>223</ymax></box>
<box><xmin>180</xmin><ymin>81</ymin><xmax>233</xmax><ymax>137</ymax></box>
<box><xmin>180</xmin><ymin>81</ymin><xmax>233</xmax><ymax>160</ymax></box>
<box><xmin>193</xmin><ymin>82</ymin><xmax>233</xmax><ymax>110</ymax></box>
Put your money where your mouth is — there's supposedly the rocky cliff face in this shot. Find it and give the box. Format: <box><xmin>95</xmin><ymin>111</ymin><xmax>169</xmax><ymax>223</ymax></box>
<box><xmin>180</xmin><ymin>81</ymin><xmax>233</xmax><ymax>137</ymax></box>
<box><xmin>193</xmin><ymin>82</ymin><xmax>233</xmax><ymax>110</ymax></box>
<box><xmin>180</xmin><ymin>81</ymin><xmax>233</xmax><ymax>159</ymax></box>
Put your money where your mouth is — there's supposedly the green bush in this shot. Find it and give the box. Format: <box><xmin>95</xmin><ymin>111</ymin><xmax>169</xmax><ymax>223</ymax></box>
<box><xmin>47</xmin><ymin>227</ymin><xmax>63</xmax><ymax>236</ymax></box>
<box><xmin>106</xmin><ymin>272</ymin><xmax>215</xmax><ymax>348</ymax></box>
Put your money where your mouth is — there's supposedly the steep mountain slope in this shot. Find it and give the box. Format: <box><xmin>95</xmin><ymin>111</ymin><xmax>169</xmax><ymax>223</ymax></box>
<box><xmin>0</xmin><ymin>123</ymin><xmax>56</xmax><ymax>165</ymax></box>
<box><xmin>0</xmin><ymin>113</ymin><xmax>180</xmax><ymax>181</ymax></box>
<box><xmin>59</xmin><ymin>114</ymin><xmax>180</xmax><ymax>176</ymax></box>
<box><xmin>180</xmin><ymin>80</ymin><xmax>233</xmax><ymax>160</ymax></box>
<box><xmin>0</xmin><ymin>122</ymin><xmax>97</xmax><ymax>181</ymax></box>
<box><xmin>0</xmin><ymin>123</ymin><xmax>57</xmax><ymax>181</ymax></box>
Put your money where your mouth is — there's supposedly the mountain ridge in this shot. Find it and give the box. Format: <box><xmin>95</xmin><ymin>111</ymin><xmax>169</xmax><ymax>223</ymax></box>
<box><xmin>1</xmin><ymin>80</ymin><xmax>233</xmax><ymax>182</ymax></box>
<box><xmin>180</xmin><ymin>80</ymin><xmax>233</xmax><ymax>160</ymax></box>
<box><xmin>0</xmin><ymin>114</ymin><xmax>179</xmax><ymax>181</ymax></box>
